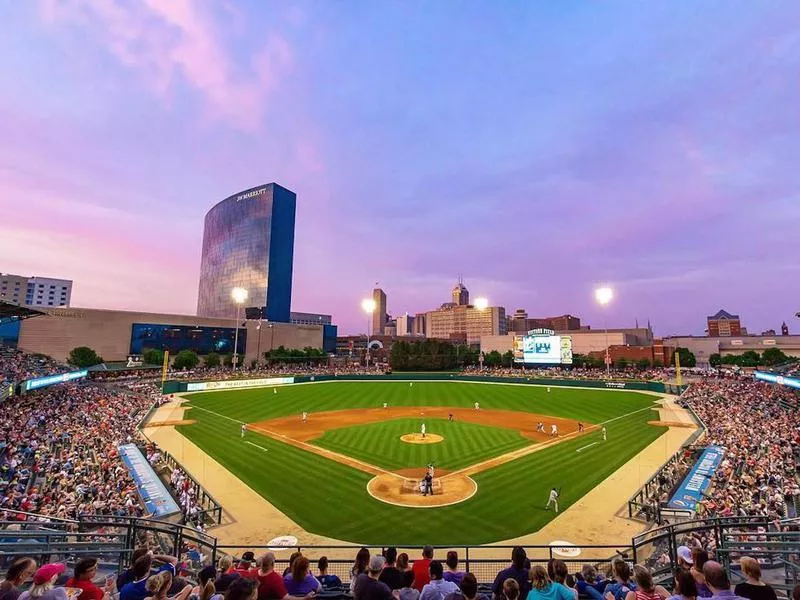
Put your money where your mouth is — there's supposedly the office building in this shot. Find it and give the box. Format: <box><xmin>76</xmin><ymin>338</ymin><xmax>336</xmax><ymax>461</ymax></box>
<box><xmin>707</xmin><ymin>310</ymin><xmax>742</xmax><ymax>337</ymax></box>
<box><xmin>197</xmin><ymin>183</ymin><xmax>296</xmax><ymax>322</ymax></box>
<box><xmin>0</xmin><ymin>273</ymin><xmax>72</xmax><ymax>308</ymax></box>
<box><xmin>372</xmin><ymin>288</ymin><xmax>387</xmax><ymax>335</ymax></box>
<box><xmin>412</xmin><ymin>313</ymin><xmax>426</xmax><ymax>336</ymax></box>
<box><xmin>289</xmin><ymin>312</ymin><xmax>332</xmax><ymax>326</ymax></box>
<box><xmin>452</xmin><ymin>278</ymin><xmax>469</xmax><ymax>306</ymax></box>
<box><xmin>395</xmin><ymin>313</ymin><xmax>415</xmax><ymax>336</ymax></box>
<box><xmin>508</xmin><ymin>310</ymin><xmax>581</xmax><ymax>333</ymax></box>
<box><xmin>426</xmin><ymin>304</ymin><xmax>506</xmax><ymax>345</ymax></box>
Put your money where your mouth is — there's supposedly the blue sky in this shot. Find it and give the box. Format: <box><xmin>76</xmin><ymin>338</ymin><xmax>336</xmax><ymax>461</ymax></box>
<box><xmin>1</xmin><ymin>1</ymin><xmax>798</xmax><ymax>334</ymax></box>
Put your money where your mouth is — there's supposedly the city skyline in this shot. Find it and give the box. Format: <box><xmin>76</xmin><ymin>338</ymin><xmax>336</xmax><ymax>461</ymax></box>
<box><xmin>1</xmin><ymin>2</ymin><xmax>798</xmax><ymax>336</ymax></box>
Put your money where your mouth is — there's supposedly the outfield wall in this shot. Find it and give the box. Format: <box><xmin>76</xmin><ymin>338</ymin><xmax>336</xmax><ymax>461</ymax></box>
<box><xmin>163</xmin><ymin>373</ymin><xmax>685</xmax><ymax>394</ymax></box>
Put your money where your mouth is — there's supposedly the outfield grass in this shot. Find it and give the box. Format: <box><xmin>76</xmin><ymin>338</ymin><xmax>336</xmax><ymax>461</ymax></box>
<box><xmin>178</xmin><ymin>381</ymin><xmax>666</xmax><ymax>544</ymax></box>
<box><xmin>314</xmin><ymin>417</ymin><xmax>530</xmax><ymax>471</ymax></box>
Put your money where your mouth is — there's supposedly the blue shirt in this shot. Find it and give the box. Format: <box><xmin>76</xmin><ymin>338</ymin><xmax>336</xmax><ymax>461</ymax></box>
<box><xmin>120</xmin><ymin>578</ymin><xmax>149</xmax><ymax>600</ymax></box>
<box><xmin>284</xmin><ymin>574</ymin><xmax>320</xmax><ymax>596</ymax></box>
<box><xmin>526</xmin><ymin>583</ymin><xmax>574</xmax><ymax>600</ymax></box>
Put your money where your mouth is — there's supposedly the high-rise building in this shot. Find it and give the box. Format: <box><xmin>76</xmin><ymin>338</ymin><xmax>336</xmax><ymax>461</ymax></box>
<box><xmin>412</xmin><ymin>313</ymin><xmax>426</xmax><ymax>336</ymax></box>
<box><xmin>707</xmin><ymin>309</ymin><xmax>742</xmax><ymax>337</ymax></box>
<box><xmin>452</xmin><ymin>277</ymin><xmax>469</xmax><ymax>306</ymax></box>
<box><xmin>0</xmin><ymin>274</ymin><xmax>72</xmax><ymax>308</ymax></box>
<box><xmin>197</xmin><ymin>183</ymin><xmax>296</xmax><ymax>321</ymax></box>
<box><xmin>396</xmin><ymin>313</ymin><xmax>415</xmax><ymax>336</ymax></box>
<box><xmin>426</xmin><ymin>304</ymin><xmax>506</xmax><ymax>345</ymax></box>
<box><xmin>372</xmin><ymin>288</ymin><xmax>387</xmax><ymax>335</ymax></box>
<box><xmin>508</xmin><ymin>312</ymin><xmax>581</xmax><ymax>333</ymax></box>
<box><xmin>289</xmin><ymin>312</ymin><xmax>332</xmax><ymax>326</ymax></box>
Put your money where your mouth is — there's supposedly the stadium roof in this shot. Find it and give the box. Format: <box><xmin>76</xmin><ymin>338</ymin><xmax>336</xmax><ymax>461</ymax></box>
<box><xmin>0</xmin><ymin>301</ymin><xmax>46</xmax><ymax>321</ymax></box>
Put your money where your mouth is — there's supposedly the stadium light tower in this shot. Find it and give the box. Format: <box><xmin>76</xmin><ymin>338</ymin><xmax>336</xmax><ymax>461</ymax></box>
<box><xmin>474</xmin><ymin>297</ymin><xmax>489</xmax><ymax>311</ymax></box>
<box><xmin>231</xmin><ymin>287</ymin><xmax>248</xmax><ymax>369</ymax></box>
<box><xmin>362</xmin><ymin>298</ymin><xmax>377</xmax><ymax>367</ymax></box>
<box><xmin>594</xmin><ymin>286</ymin><xmax>614</xmax><ymax>377</ymax></box>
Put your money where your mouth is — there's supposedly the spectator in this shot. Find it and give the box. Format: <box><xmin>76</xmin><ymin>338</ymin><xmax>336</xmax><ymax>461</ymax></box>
<box><xmin>676</xmin><ymin>548</ymin><xmax>694</xmax><ymax>571</ymax></box>
<box><xmin>351</xmin><ymin>549</ymin><xmax>371</xmax><ymax>594</ymax></box>
<box><xmin>316</xmin><ymin>557</ymin><xmax>342</xmax><ymax>590</ymax></box>
<box><xmin>379</xmin><ymin>549</ymin><xmax>404</xmax><ymax>591</ymax></box>
<box><xmin>792</xmin><ymin>585</ymin><xmax>800</xmax><ymax>600</ymax></box>
<box><xmin>702</xmin><ymin>562</ymin><xmax>745</xmax><ymax>600</ymax></box>
<box><xmin>144</xmin><ymin>572</ymin><xmax>191</xmax><ymax>600</ymax></box>
<box><xmin>65</xmin><ymin>558</ymin><xmax>114</xmax><ymax>600</ymax></box>
<box><xmin>283</xmin><ymin>555</ymin><xmax>302</xmax><ymax>579</ymax></box>
<box><xmin>667</xmin><ymin>570</ymin><xmax>698</xmax><ymax>600</ymax></box>
<box><xmin>526</xmin><ymin>566</ymin><xmax>573</xmax><ymax>600</ymax></box>
<box><xmin>690</xmin><ymin>550</ymin><xmax>711</xmax><ymax>598</ymax></box>
<box><xmin>214</xmin><ymin>557</ymin><xmax>239</xmax><ymax>593</ymax></box>
<box><xmin>353</xmin><ymin>556</ymin><xmax>393</xmax><ymax>600</ymax></box>
<box><xmin>502</xmin><ymin>580</ymin><xmax>520</xmax><ymax>600</ymax></box>
<box><xmin>398</xmin><ymin>571</ymin><xmax>418</xmax><ymax>600</ymax></box>
<box><xmin>604</xmin><ymin>559</ymin><xmax>636</xmax><ymax>600</ymax></box>
<box><xmin>0</xmin><ymin>558</ymin><xmax>37</xmax><ymax>600</ymax></box>
<box><xmin>733</xmin><ymin>558</ymin><xmax>777</xmax><ymax>600</ymax></box>
<box><xmin>235</xmin><ymin>554</ymin><xmax>257</xmax><ymax>580</ymax></box>
<box><xmin>283</xmin><ymin>558</ymin><xmax>320</xmax><ymax>597</ymax></box>
<box><xmin>121</xmin><ymin>556</ymin><xmax>156</xmax><ymax>600</ymax></box>
<box><xmin>575</xmin><ymin>565</ymin><xmax>606</xmax><ymax>600</ymax></box>
<box><xmin>190</xmin><ymin>567</ymin><xmax>220</xmax><ymax>600</ymax></box>
<box><xmin>412</xmin><ymin>547</ymin><xmax>434</xmax><ymax>593</ymax></box>
<box><xmin>444</xmin><ymin>573</ymin><xmax>486</xmax><ymax>600</ymax></box>
<box><xmin>118</xmin><ymin>550</ymin><xmax>152</xmax><ymax>591</ymax></box>
<box><xmin>19</xmin><ymin>564</ymin><xmax>67</xmax><ymax>600</ymax></box>
<box><xmin>442</xmin><ymin>553</ymin><xmax>465</xmax><ymax>586</ymax></box>
<box><xmin>420</xmin><ymin>562</ymin><xmax>459</xmax><ymax>600</ymax></box>
<box><xmin>397</xmin><ymin>555</ymin><xmax>411</xmax><ymax>574</ymax></box>
<box><xmin>227</xmin><ymin>579</ymin><xmax>258</xmax><ymax>600</ymax></box>
<box><xmin>492</xmin><ymin>547</ymin><xmax>530</xmax><ymax>600</ymax></box>
<box><xmin>255</xmin><ymin>554</ymin><xmax>287</xmax><ymax>600</ymax></box>
<box><xmin>622</xmin><ymin>566</ymin><xmax>667</xmax><ymax>600</ymax></box>
<box><xmin>548</xmin><ymin>561</ymin><xmax>576</xmax><ymax>600</ymax></box>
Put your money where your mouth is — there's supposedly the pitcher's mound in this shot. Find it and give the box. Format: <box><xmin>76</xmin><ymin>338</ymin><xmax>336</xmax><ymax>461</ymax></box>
<box><xmin>367</xmin><ymin>473</ymin><xmax>477</xmax><ymax>508</ymax></box>
<box><xmin>400</xmin><ymin>433</ymin><xmax>444</xmax><ymax>444</ymax></box>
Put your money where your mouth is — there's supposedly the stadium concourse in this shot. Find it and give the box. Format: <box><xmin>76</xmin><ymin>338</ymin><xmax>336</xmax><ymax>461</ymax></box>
<box><xmin>3</xmin><ymin>348</ymin><xmax>800</xmax><ymax>600</ymax></box>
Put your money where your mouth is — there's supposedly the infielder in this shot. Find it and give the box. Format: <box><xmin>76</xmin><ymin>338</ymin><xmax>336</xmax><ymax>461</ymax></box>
<box><xmin>421</xmin><ymin>423</ymin><xmax>426</xmax><ymax>439</ymax></box>
<box><xmin>545</xmin><ymin>487</ymin><xmax>560</xmax><ymax>513</ymax></box>
<box><xmin>302</xmin><ymin>411</ymin><xmax>308</xmax><ymax>423</ymax></box>
<box><xmin>474</xmin><ymin>402</ymin><xmax>480</xmax><ymax>410</ymax></box>
<box><xmin>241</xmin><ymin>424</ymin><xmax>247</xmax><ymax>438</ymax></box>
<box><xmin>383</xmin><ymin>402</ymin><xmax>388</xmax><ymax>409</ymax></box>
<box><xmin>551</xmin><ymin>423</ymin><xmax>558</xmax><ymax>437</ymax></box>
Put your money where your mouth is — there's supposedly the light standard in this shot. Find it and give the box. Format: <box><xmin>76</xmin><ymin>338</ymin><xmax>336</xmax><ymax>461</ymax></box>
<box><xmin>361</xmin><ymin>298</ymin><xmax>376</xmax><ymax>367</ymax></box>
<box><xmin>231</xmin><ymin>287</ymin><xmax>248</xmax><ymax>369</ymax></box>
<box><xmin>594</xmin><ymin>286</ymin><xmax>614</xmax><ymax>377</ymax></box>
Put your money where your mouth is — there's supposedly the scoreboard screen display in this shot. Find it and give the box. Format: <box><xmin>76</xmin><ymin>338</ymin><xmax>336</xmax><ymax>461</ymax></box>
<box><xmin>514</xmin><ymin>329</ymin><xmax>573</xmax><ymax>365</ymax></box>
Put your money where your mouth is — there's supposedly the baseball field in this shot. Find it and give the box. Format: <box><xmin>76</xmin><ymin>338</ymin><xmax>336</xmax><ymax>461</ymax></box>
<box><xmin>176</xmin><ymin>380</ymin><xmax>667</xmax><ymax>545</ymax></box>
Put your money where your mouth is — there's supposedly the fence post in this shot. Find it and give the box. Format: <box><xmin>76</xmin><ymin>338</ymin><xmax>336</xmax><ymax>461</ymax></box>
<box><xmin>465</xmin><ymin>547</ymin><xmax>470</xmax><ymax>574</ymax></box>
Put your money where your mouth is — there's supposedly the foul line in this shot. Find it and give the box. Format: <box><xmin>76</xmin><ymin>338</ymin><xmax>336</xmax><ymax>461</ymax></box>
<box><xmin>191</xmin><ymin>405</ymin><xmax>245</xmax><ymax>424</ymax></box>
<box><xmin>576</xmin><ymin>442</ymin><xmax>598</xmax><ymax>453</ymax></box>
<box><xmin>246</xmin><ymin>441</ymin><xmax>270</xmax><ymax>453</ymax></box>
<box><xmin>598</xmin><ymin>405</ymin><xmax>656</xmax><ymax>425</ymax></box>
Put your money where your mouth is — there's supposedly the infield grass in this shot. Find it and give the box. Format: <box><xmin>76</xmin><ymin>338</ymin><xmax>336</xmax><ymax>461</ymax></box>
<box><xmin>177</xmin><ymin>380</ymin><xmax>666</xmax><ymax>544</ymax></box>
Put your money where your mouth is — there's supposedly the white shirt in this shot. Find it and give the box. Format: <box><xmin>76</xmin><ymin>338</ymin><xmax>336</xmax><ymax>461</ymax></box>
<box><xmin>549</xmin><ymin>489</ymin><xmax>559</xmax><ymax>501</ymax></box>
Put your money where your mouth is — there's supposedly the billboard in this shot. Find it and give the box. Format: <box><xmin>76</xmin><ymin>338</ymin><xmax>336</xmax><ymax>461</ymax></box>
<box><xmin>24</xmin><ymin>369</ymin><xmax>88</xmax><ymax>392</ymax></box>
<box><xmin>754</xmin><ymin>371</ymin><xmax>800</xmax><ymax>390</ymax></box>
<box><xmin>118</xmin><ymin>444</ymin><xmax>180</xmax><ymax>518</ymax></box>
<box><xmin>514</xmin><ymin>329</ymin><xmax>573</xmax><ymax>365</ymax></box>
<box><xmin>186</xmin><ymin>376</ymin><xmax>294</xmax><ymax>392</ymax></box>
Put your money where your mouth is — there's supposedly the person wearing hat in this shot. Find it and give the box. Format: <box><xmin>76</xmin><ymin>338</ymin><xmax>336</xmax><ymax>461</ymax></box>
<box><xmin>234</xmin><ymin>554</ymin><xmax>257</xmax><ymax>580</ymax></box>
<box><xmin>19</xmin><ymin>564</ymin><xmax>68</xmax><ymax>600</ymax></box>
<box><xmin>676</xmin><ymin>547</ymin><xmax>694</xmax><ymax>571</ymax></box>
<box><xmin>353</xmin><ymin>556</ymin><xmax>394</xmax><ymax>600</ymax></box>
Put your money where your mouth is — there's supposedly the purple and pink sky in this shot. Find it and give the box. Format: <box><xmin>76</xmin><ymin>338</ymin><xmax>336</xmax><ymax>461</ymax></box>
<box><xmin>2</xmin><ymin>1</ymin><xmax>799</xmax><ymax>335</ymax></box>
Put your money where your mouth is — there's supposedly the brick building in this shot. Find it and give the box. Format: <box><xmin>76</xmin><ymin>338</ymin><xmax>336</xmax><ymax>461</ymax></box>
<box><xmin>707</xmin><ymin>309</ymin><xmax>742</xmax><ymax>337</ymax></box>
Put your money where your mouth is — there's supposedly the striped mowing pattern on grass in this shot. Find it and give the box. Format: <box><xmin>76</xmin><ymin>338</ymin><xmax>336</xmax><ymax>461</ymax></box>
<box><xmin>178</xmin><ymin>381</ymin><xmax>666</xmax><ymax>544</ymax></box>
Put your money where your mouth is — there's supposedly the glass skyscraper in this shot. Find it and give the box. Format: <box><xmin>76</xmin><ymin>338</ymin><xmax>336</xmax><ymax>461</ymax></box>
<box><xmin>197</xmin><ymin>183</ymin><xmax>296</xmax><ymax>321</ymax></box>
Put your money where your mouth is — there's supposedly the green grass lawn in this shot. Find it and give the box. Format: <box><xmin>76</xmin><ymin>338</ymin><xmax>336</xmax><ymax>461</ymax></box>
<box><xmin>178</xmin><ymin>381</ymin><xmax>666</xmax><ymax>544</ymax></box>
<box><xmin>313</xmin><ymin>417</ymin><xmax>530</xmax><ymax>471</ymax></box>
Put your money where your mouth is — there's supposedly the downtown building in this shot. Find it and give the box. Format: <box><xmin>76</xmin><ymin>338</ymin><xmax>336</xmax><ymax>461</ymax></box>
<box><xmin>197</xmin><ymin>183</ymin><xmax>296</xmax><ymax>322</ymax></box>
<box><xmin>1</xmin><ymin>273</ymin><xmax>73</xmax><ymax>308</ymax></box>
<box><xmin>423</xmin><ymin>280</ymin><xmax>506</xmax><ymax>345</ymax></box>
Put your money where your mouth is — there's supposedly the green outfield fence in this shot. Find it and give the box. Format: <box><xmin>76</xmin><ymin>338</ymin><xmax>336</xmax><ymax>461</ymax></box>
<box><xmin>2</xmin><ymin>515</ymin><xmax>798</xmax><ymax>594</ymax></box>
<box><xmin>162</xmin><ymin>373</ymin><xmax>688</xmax><ymax>395</ymax></box>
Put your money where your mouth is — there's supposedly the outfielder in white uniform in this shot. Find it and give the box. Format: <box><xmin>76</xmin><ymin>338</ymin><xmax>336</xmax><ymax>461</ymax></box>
<box><xmin>602</xmin><ymin>426</ymin><xmax>607</xmax><ymax>441</ymax></box>
<box><xmin>545</xmin><ymin>488</ymin><xmax>559</xmax><ymax>513</ymax></box>
<box><xmin>241</xmin><ymin>424</ymin><xmax>247</xmax><ymax>438</ymax></box>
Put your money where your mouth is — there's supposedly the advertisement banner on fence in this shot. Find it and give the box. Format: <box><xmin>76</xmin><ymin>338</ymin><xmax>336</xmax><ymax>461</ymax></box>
<box><xmin>24</xmin><ymin>369</ymin><xmax>88</xmax><ymax>392</ymax></box>
<box><xmin>186</xmin><ymin>376</ymin><xmax>295</xmax><ymax>392</ymax></box>
<box><xmin>118</xmin><ymin>444</ymin><xmax>180</xmax><ymax>518</ymax></box>
<box><xmin>667</xmin><ymin>445</ymin><xmax>725</xmax><ymax>511</ymax></box>
<box><xmin>754</xmin><ymin>371</ymin><xmax>800</xmax><ymax>390</ymax></box>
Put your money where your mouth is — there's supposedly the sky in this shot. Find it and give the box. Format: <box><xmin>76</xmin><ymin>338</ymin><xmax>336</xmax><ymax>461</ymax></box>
<box><xmin>1</xmin><ymin>1</ymin><xmax>799</xmax><ymax>336</ymax></box>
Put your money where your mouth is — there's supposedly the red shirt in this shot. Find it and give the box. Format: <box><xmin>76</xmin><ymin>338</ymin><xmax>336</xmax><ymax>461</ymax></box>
<box><xmin>257</xmin><ymin>570</ymin><xmax>287</xmax><ymax>600</ymax></box>
<box><xmin>411</xmin><ymin>559</ymin><xmax>431</xmax><ymax>591</ymax></box>
<box><xmin>64</xmin><ymin>578</ymin><xmax>103</xmax><ymax>600</ymax></box>
<box><xmin>234</xmin><ymin>567</ymin><xmax>258</xmax><ymax>580</ymax></box>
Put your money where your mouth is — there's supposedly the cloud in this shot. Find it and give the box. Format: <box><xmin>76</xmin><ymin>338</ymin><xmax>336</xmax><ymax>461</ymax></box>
<box><xmin>39</xmin><ymin>0</ymin><xmax>292</xmax><ymax>131</ymax></box>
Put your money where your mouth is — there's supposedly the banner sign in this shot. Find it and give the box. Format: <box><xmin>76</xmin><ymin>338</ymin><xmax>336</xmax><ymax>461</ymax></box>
<box><xmin>754</xmin><ymin>371</ymin><xmax>800</xmax><ymax>390</ymax></box>
<box><xmin>605</xmin><ymin>382</ymin><xmax>626</xmax><ymax>389</ymax></box>
<box><xmin>667</xmin><ymin>445</ymin><xmax>725</xmax><ymax>511</ymax></box>
<box><xmin>118</xmin><ymin>444</ymin><xmax>180</xmax><ymax>517</ymax></box>
<box><xmin>186</xmin><ymin>376</ymin><xmax>294</xmax><ymax>392</ymax></box>
<box><xmin>24</xmin><ymin>369</ymin><xmax>88</xmax><ymax>392</ymax></box>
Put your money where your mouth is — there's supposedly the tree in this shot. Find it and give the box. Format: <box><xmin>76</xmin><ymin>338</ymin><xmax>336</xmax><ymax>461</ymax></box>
<box><xmin>675</xmin><ymin>347</ymin><xmax>696</xmax><ymax>368</ymax></box>
<box><xmin>203</xmin><ymin>352</ymin><xmax>221</xmax><ymax>368</ymax></box>
<box><xmin>709</xmin><ymin>353</ymin><xmax>722</xmax><ymax>367</ymax></box>
<box><xmin>636</xmin><ymin>358</ymin><xmax>652</xmax><ymax>370</ymax></box>
<box><xmin>142</xmin><ymin>348</ymin><xmax>164</xmax><ymax>366</ymax></box>
<box><xmin>484</xmin><ymin>350</ymin><xmax>502</xmax><ymax>368</ymax></box>
<box><xmin>223</xmin><ymin>353</ymin><xmax>234</xmax><ymax>367</ymax></box>
<box><xmin>761</xmin><ymin>347</ymin><xmax>789</xmax><ymax>366</ymax></box>
<box><xmin>68</xmin><ymin>346</ymin><xmax>103</xmax><ymax>368</ymax></box>
<box><xmin>173</xmin><ymin>350</ymin><xmax>200</xmax><ymax>370</ymax></box>
<box><xmin>502</xmin><ymin>350</ymin><xmax>515</xmax><ymax>368</ymax></box>
<box><xmin>739</xmin><ymin>350</ymin><xmax>761</xmax><ymax>367</ymax></box>
<box><xmin>614</xmin><ymin>357</ymin><xmax>629</xmax><ymax>369</ymax></box>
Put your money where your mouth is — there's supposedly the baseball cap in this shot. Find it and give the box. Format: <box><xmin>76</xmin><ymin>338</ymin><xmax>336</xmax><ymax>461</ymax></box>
<box><xmin>368</xmin><ymin>555</ymin><xmax>386</xmax><ymax>573</ymax></box>
<box><xmin>241</xmin><ymin>551</ymin><xmax>255</xmax><ymax>562</ymax></box>
<box><xmin>33</xmin><ymin>563</ymin><xmax>66</xmax><ymax>585</ymax></box>
<box><xmin>677</xmin><ymin>546</ymin><xmax>693</xmax><ymax>564</ymax></box>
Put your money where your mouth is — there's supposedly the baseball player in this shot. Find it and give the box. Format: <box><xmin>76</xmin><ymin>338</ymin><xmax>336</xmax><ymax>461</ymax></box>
<box><xmin>578</xmin><ymin>422</ymin><xmax>584</xmax><ymax>433</ymax></box>
<box><xmin>551</xmin><ymin>423</ymin><xmax>558</xmax><ymax>437</ymax></box>
<box><xmin>383</xmin><ymin>402</ymin><xmax>388</xmax><ymax>409</ymax></box>
<box><xmin>474</xmin><ymin>401</ymin><xmax>480</xmax><ymax>410</ymax></box>
<box><xmin>545</xmin><ymin>488</ymin><xmax>560</xmax><ymax>513</ymax></box>
<box><xmin>421</xmin><ymin>423</ymin><xmax>426</xmax><ymax>439</ymax></box>
<box><xmin>547</xmin><ymin>387</ymin><xmax>551</xmax><ymax>393</ymax></box>
<box><xmin>302</xmin><ymin>412</ymin><xmax>308</xmax><ymax>423</ymax></box>
<box><xmin>241</xmin><ymin>424</ymin><xmax>247</xmax><ymax>438</ymax></box>
<box><xmin>448</xmin><ymin>413</ymin><xmax>454</xmax><ymax>422</ymax></box>
<box><xmin>602</xmin><ymin>426</ymin><xmax>607</xmax><ymax>441</ymax></box>
<box><xmin>537</xmin><ymin>422</ymin><xmax>544</xmax><ymax>433</ymax></box>
<box><xmin>273</xmin><ymin>388</ymin><xmax>277</xmax><ymax>394</ymax></box>
<box><xmin>409</xmin><ymin>382</ymin><xmax>413</xmax><ymax>388</ymax></box>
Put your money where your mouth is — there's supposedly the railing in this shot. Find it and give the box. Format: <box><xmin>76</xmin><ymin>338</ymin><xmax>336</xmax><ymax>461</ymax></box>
<box><xmin>154</xmin><ymin>448</ymin><xmax>224</xmax><ymax>525</ymax></box>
